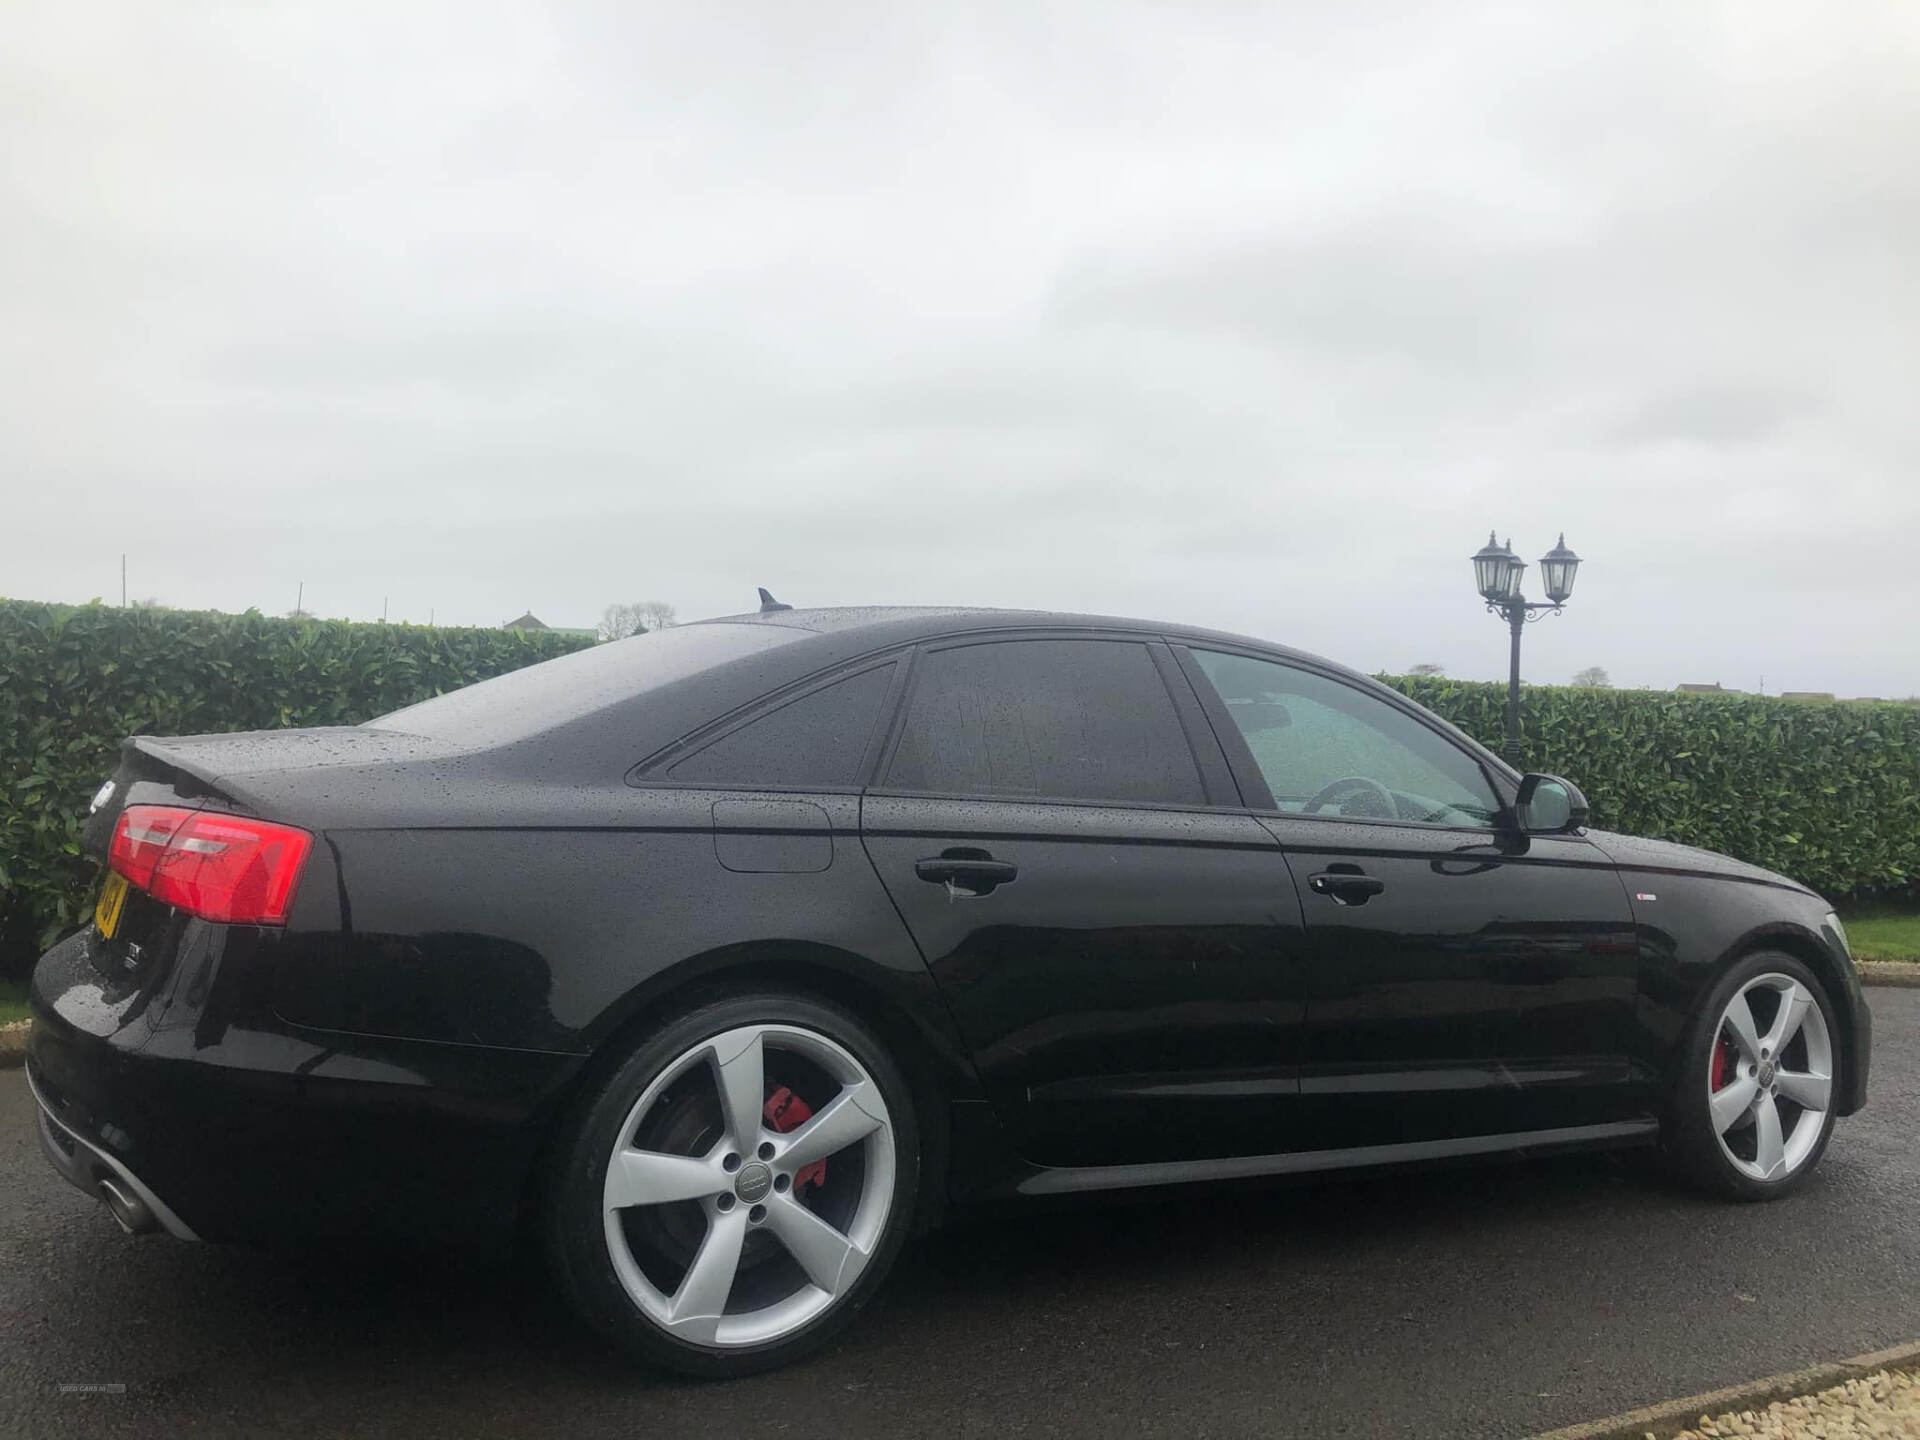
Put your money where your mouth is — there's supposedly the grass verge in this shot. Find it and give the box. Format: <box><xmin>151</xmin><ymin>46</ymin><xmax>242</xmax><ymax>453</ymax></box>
<box><xmin>0</xmin><ymin>979</ymin><xmax>29</xmax><ymax>1026</ymax></box>
<box><xmin>1839</xmin><ymin>907</ymin><xmax>1920</xmax><ymax>964</ymax></box>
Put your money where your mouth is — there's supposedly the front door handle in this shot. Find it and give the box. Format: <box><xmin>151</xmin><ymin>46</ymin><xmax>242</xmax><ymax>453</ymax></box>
<box><xmin>914</xmin><ymin>848</ymin><xmax>1018</xmax><ymax>897</ymax></box>
<box><xmin>1308</xmin><ymin>870</ymin><xmax>1386</xmax><ymax>905</ymax></box>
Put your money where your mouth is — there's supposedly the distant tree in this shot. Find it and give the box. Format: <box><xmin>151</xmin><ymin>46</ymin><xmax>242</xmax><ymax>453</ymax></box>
<box><xmin>1408</xmin><ymin>662</ymin><xmax>1445</xmax><ymax>677</ymax></box>
<box><xmin>598</xmin><ymin>600</ymin><xmax>676</xmax><ymax>641</ymax></box>
<box><xmin>285</xmin><ymin>608</ymin><xmax>316</xmax><ymax>622</ymax></box>
<box><xmin>1572</xmin><ymin>666</ymin><xmax>1611</xmax><ymax>688</ymax></box>
<box><xmin>131</xmin><ymin>596</ymin><xmax>167</xmax><ymax>610</ymax></box>
<box><xmin>598</xmin><ymin>603</ymin><xmax>644</xmax><ymax>641</ymax></box>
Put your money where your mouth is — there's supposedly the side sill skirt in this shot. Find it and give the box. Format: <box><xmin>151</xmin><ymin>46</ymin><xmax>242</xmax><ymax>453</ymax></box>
<box><xmin>1015</xmin><ymin>1119</ymin><xmax>1660</xmax><ymax>1197</ymax></box>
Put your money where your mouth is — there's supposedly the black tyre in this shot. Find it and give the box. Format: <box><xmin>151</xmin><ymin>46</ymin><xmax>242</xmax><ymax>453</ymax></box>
<box><xmin>1666</xmin><ymin>950</ymin><xmax>1840</xmax><ymax>1201</ymax></box>
<box><xmin>545</xmin><ymin>990</ymin><xmax>920</xmax><ymax>1377</ymax></box>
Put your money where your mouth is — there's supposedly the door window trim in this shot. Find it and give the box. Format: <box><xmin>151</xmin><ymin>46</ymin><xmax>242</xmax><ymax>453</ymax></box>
<box><xmin>866</xmin><ymin>630</ymin><xmax>1237</xmax><ymax>812</ymax></box>
<box><xmin>1167</xmin><ymin>642</ymin><xmax>1514</xmax><ymax>835</ymax></box>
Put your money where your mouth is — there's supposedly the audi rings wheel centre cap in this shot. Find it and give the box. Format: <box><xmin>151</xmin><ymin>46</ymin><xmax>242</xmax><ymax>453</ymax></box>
<box><xmin>735</xmin><ymin>1161</ymin><xmax>773</xmax><ymax>1204</ymax></box>
<box><xmin>1758</xmin><ymin>1059</ymin><xmax>1778</xmax><ymax>1088</ymax></box>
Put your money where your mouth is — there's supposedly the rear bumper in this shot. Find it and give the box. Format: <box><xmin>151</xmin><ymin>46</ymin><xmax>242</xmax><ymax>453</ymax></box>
<box><xmin>28</xmin><ymin>928</ymin><xmax>586</xmax><ymax>1246</ymax></box>
<box><xmin>28</xmin><ymin>1063</ymin><xmax>199</xmax><ymax>1238</ymax></box>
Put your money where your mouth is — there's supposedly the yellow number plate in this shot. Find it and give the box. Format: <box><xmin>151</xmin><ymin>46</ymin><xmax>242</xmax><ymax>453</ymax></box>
<box><xmin>94</xmin><ymin>871</ymin><xmax>130</xmax><ymax>939</ymax></box>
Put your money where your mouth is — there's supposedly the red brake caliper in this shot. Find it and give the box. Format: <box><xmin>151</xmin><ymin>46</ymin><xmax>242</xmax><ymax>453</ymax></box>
<box><xmin>763</xmin><ymin>1086</ymin><xmax>828</xmax><ymax>1192</ymax></box>
<box><xmin>1711</xmin><ymin>1032</ymin><xmax>1735</xmax><ymax>1091</ymax></box>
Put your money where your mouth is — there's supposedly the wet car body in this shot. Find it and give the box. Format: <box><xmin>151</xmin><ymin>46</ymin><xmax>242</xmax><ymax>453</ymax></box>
<box><xmin>28</xmin><ymin>605</ymin><xmax>1870</xmax><ymax>1248</ymax></box>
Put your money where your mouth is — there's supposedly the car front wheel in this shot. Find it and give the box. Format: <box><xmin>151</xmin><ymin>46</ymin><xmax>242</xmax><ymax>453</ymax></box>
<box><xmin>546</xmin><ymin>991</ymin><xmax>919</xmax><ymax>1377</ymax></box>
<box><xmin>1670</xmin><ymin>951</ymin><xmax>1840</xmax><ymax>1200</ymax></box>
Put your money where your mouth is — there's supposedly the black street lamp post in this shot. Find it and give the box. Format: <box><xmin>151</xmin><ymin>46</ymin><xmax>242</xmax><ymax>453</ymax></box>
<box><xmin>1470</xmin><ymin>531</ymin><xmax>1583</xmax><ymax>765</ymax></box>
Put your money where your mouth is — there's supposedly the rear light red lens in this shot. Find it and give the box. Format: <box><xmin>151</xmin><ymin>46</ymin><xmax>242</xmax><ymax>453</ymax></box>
<box><xmin>108</xmin><ymin>804</ymin><xmax>193</xmax><ymax>889</ymax></box>
<box><xmin>109</xmin><ymin>804</ymin><xmax>312</xmax><ymax>926</ymax></box>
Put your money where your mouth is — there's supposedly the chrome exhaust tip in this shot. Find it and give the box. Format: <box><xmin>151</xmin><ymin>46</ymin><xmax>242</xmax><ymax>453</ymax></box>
<box><xmin>97</xmin><ymin>1176</ymin><xmax>158</xmax><ymax>1236</ymax></box>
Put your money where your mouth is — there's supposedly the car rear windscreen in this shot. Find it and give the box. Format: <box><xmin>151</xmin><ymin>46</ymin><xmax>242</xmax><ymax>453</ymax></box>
<box><xmin>366</xmin><ymin>621</ymin><xmax>803</xmax><ymax>748</ymax></box>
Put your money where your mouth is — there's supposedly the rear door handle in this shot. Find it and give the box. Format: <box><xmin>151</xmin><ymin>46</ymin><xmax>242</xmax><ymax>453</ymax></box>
<box><xmin>914</xmin><ymin>849</ymin><xmax>1018</xmax><ymax>897</ymax></box>
<box><xmin>1308</xmin><ymin>871</ymin><xmax>1386</xmax><ymax>905</ymax></box>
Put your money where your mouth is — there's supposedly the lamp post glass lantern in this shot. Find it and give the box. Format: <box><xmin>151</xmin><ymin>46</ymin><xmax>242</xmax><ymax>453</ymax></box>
<box><xmin>1539</xmin><ymin>533</ymin><xmax>1581</xmax><ymax>604</ymax></box>
<box><xmin>1469</xmin><ymin>531</ymin><xmax>1583</xmax><ymax>764</ymax></box>
<box><xmin>1471</xmin><ymin>532</ymin><xmax>1512</xmax><ymax>600</ymax></box>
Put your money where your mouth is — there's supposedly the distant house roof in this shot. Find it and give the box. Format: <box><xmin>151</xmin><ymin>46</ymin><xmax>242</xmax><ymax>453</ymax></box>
<box><xmin>504</xmin><ymin>612</ymin><xmax>548</xmax><ymax>630</ymax></box>
<box><xmin>1676</xmin><ymin>682</ymin><xmax>1736</xmax><ymax>694</ymax></box>
<box><xmin>1780</xmin><ymin>691</ymin><xmax>1835</xmax><ymax>701</ymax></box>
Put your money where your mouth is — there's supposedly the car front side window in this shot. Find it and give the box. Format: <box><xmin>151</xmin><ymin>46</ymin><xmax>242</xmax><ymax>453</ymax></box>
<box><xmin>1190</xmin><ymin>650</ymin><xmax>1500</xmax><ymax>827</ymax></box>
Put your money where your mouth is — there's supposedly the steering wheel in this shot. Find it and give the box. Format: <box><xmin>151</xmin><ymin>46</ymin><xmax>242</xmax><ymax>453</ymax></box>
<box><xmin>1303</xmin><ymin>776</ymin><xmax>1398</xmax><ymax>819</ymax></box>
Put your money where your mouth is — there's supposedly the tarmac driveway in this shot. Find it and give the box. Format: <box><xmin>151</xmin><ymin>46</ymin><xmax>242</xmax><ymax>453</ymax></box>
<box><xmin>4</xmin><ymin>989</ymin><xmax>1916</xmax><ymax>1439</ymax></box>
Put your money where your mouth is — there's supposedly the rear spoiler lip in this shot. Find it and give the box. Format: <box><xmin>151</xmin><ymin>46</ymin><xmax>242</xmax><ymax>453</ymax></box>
<box><xmin>118</xmin><ymin>725</ymin><xmax>442</xmax><ymax>805</ymax></box>
<box><xmin>101</xmin><ymin>724</ymin><xmax>500</xmax><ymax>836</ymax></box>
<box><xmin>79</xmin><ymin>739</ymin><xmax>242</xmax><ymax>863</ymax></box>
<box><xmin>123</xmin><ymin>735</ymin><xmax>255</xmax><ymax>807</ymax></box>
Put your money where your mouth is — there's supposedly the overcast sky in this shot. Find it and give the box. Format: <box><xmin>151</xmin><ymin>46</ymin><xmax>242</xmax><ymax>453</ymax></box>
<box><xmin>4</xmin><ymin>2</ymin><xmax>1917</xmax><ymax>695</ymax></box>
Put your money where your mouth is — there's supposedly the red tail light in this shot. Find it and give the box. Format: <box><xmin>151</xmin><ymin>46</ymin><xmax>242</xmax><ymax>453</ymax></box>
<box><xmin>108</xmin><ymin>804</ymin><xmax>312</xmax><ymax>926</ymax></box>
<box><xmin>107</xmin><ymin>805</ymin><xmax>193</xmax><ymax>888</ymax></box>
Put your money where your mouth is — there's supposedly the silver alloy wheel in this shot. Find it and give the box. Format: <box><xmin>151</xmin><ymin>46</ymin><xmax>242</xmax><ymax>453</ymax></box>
<box><xmin>1707</xmin><ymin>972</ymin><xmax>1833</xmax><ymax>1183</ymax></box>
<box><xmin>601</xmin><ymin>1023</ymin><xmax>896</xmax><ymax>1348</ymax></box>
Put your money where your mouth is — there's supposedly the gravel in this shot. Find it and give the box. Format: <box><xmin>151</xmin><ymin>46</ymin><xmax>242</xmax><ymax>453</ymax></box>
<box><xmin>1668</xmin><ymin>1369</ymin><xmax>1920</xmax><ymax>1439</ymax></box>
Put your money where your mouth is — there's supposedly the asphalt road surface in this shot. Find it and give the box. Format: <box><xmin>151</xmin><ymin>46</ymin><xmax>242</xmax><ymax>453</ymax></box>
<box><xmin>6</xmin><ymin>990</ymin><xmax>1918</xmax><ymax>1440</ymax></box>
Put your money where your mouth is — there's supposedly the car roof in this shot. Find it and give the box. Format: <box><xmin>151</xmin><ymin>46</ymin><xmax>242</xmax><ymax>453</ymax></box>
<box><xmin>696</xmin><ymin>604</ymin><xmax>1348</xmax><ymax>673</ymax></box>
<box><xmin>257</xmin><ymin>602</ymin><xmax>1516</xmax><ymax>826</ymax></box>
<box><xmin>694</xmin><ymin>605</ymin><xmax>1519</xmax><ymax>785</ymax></box>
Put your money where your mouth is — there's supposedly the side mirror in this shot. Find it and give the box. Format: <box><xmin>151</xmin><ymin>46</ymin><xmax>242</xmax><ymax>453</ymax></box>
<box><xmin>1514</xmin><ymin>773</ymin><xmax>1589</xmax><ymax>834</ymax></box>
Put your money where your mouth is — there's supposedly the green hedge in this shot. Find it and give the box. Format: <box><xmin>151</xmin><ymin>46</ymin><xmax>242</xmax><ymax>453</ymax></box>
<box><xmin>0</xmin><ymin>600</ymin><xmax>592</xmax><ymax>974</ymax></box>
<box><xmin>2</xmin><ymin>600</ymin><xmax>1913</xmax><ymax>977</ymax></box>
<box><xmin>1382</xmin><ymin>676</ymin><xmax>1920</xmax><ymax>902</ymax></box>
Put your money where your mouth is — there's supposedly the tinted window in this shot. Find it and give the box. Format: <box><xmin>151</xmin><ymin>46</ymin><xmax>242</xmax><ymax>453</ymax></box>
<box><xmin>1192</xmin><ymin>650</ymin><xmax>1499</xmax><ymax>827</ymax></box>
<box><xmin>666</xmin><ymin>664</ymin><xmax>896</xmax><ymax>788</ymax></box>
<box><xmin>886</xmin><ymin>640</ymin><xmax>1204</xmax><ymax>805</ymax></box>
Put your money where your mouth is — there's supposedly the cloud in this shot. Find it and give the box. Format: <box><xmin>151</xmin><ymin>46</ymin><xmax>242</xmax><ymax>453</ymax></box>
<box><xmin>1</xmin><ymin>1</ymin><xmax>1917</xmax><ymax>696</ymax></box>
<box><xmin>1606</xmin><ymin>383</ymin><xmax>1825</xmax><ymax>449</ymax></box>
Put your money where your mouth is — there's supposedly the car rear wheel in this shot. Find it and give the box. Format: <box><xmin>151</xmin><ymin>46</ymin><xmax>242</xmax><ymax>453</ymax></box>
<box><xmin>546</xmin><ymin>991</ymin><xmax>919</xmax><ymax>1377</ymax></box>
<box><xmin>1669</xmin><ymin>951</ymin><xmax>1839</xmax><ymax>1200</ymax></box>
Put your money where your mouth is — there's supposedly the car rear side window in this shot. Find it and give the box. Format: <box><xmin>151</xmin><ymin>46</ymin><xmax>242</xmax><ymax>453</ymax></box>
<box><xmin>885</xmin><ymin>640</ymin><xmax>1205</xmax><ymax>805</ymax></box>
<box><xmin>664</xmin><ymin>664</ymin><xmax>896</xmax><ymax>788</ymax></box>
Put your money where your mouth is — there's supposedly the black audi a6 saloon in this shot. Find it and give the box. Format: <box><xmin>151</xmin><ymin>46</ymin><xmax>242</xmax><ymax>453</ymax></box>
<box><xmin>28</xmin><ymin>603</ymin><xmax>1870</xmax><ymax>1376</ymax></box>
